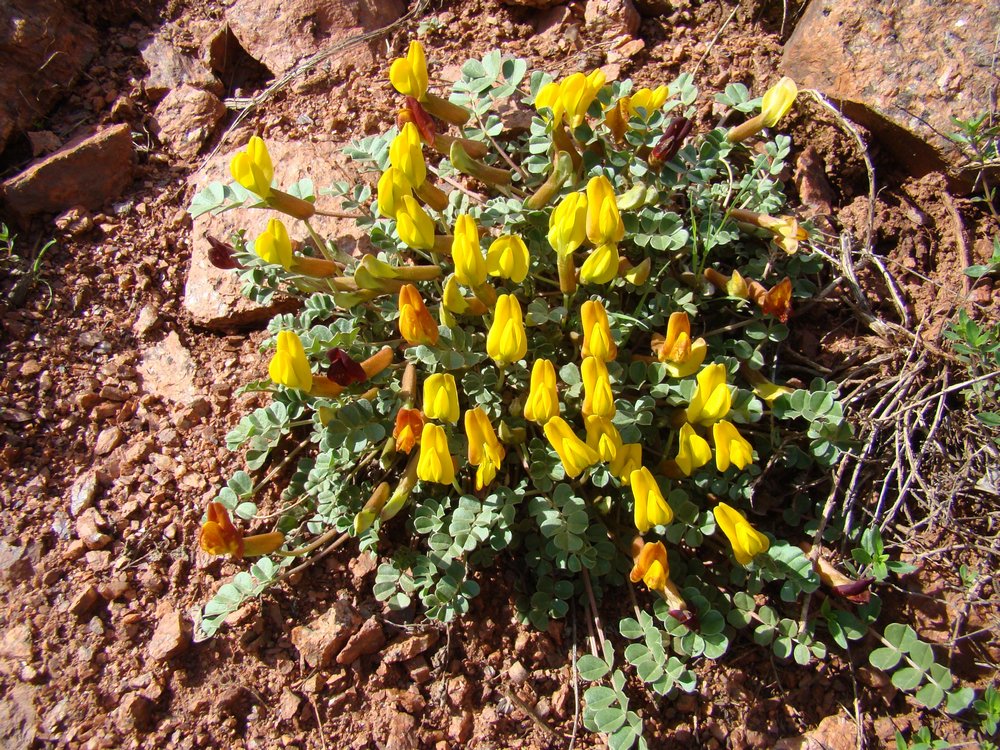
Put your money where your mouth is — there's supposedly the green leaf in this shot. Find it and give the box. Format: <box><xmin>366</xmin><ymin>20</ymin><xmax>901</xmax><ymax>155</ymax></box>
<box><xmin>869</xmin><ymin>646</ymin><xmax>903</xmax><ymax>671</ymax></box>
<box><xmin>915</xmin><ymin>682</ymin><xmax>945</xmax><ymax>709</ymax></box>
<box><xmin>891</xmin><ymin>667</ymin><xmax>924</xmax><ymax>691</ymax></box>
<box><xmin>577</xmin><ymin>654</ymin><xmax>611</xmax><ymax>681</ymax></box>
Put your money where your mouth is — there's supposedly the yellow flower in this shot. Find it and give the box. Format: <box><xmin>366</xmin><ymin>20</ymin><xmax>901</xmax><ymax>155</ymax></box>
<box><xmin>389</xmin><ymin>40</ymin><xmax>428</xmax><ymax>100</ymax></box>
<box><xmin>465</xmin><ymin>407</ymin><xmax>505</xmax><ymax>490</ymax></box>
<box><xmin>581</xmin><ymin>300</ymin><xmax>617</xmax><ymax>361</ymax></box>
<box><xmin>377</xmin><ymin>166</ymin><xmax>413</xmax><ymax>219</ymax></box>
<box><xmin>268</xmin><ymin>330</ymin><xmax>313</xmax><ymax>391</ymax></box>
<box><xmin>398</xmin><ymin>284</ymin><xmax>439</xmax><ymax>346</ymax></box>
<box><xmin>759</xmin><ymin>214</ymin><xmax>808</xmax><ymax>255</ymax></box>
<box><xmin>685</xmin><ymin>363</ymin><xmax>732</xmax><ymax>427</ymax></box>
<box><xmin>423</xmin><ymin>373</ymin><xmax>459</xmax><ymax>424</ymax></box>
<box><xmin>585</xmin><ymin>415</ymin><xmax>622</xmax><ymax>463</ymax></box>
<box><xmin>629</xmin><ymin>540</ymin><xmax>669</xmax><ymax>592</ymax></box>
<box><xmin>535</xmin><ymin>70</ymin><xmax>606</xmax><ymax>128</ymax></box>
<box><xmin>548</xmin><ymin>192</ymin><xmax>588</xmax><ymax>257</ymax></box>
<box><xmin>524</xmin><ymin>359</ymin><xmax>559</xmax><ymax>425</ymax></box>
<box><xmin>760</xmin><ymin>76</ymin><xmax>798</xmax><ymax>127</ymax></box>
<box><xmin>230</xmin><ymin>136</ymin><xmax>273</xmax><ymax>197</ymax></box>
<box><xmin>712</xmin><ymin>420</ymin><xmax>754</xmax><ymax>472</ymax></box>
<box><xmin>609</xmin><ymin>442</ymin><xmax>642</xmax><ymax>485</ymax></box>
<box><xmin>630</xmin><ymin>466</ymin><xmax>673</xmax><ymax>532</ymax></box>
<box><xmin>390</xmin><ymin>122</ymin><xmax>426</xmax><ymax>189</ymax></box>
<box><xmin>628</xmin><ymin>86</ymin><xmax>670</xmax><ymax>118</ymax></box>
<box><xmin>585</xmin><ymin>176</ymin><xmax>624</xmax><ymax>247</ymax></box>
<box><xmin>254</xmin><ymin>218</ymin><xmax>293</xmax><ymax>269</ymax></box>
<box><xmin>543</xmin><ymin>416</ymin><xmax>599</xmax><ymax>478</ymax></box>
<box><xmin>452</xmin><ymin>214</ymin><xmax>486</xmax><ymax>288</ymax></box>
<box><xmin>534</xmin><ymin>80</ymin><xmax>565</xmax><ymax>124</ymax></box>
<box><xmin>396</xmin><ymin>195</ymin><xmax>436</xmax><ymax>251</ymax></box>
<box><xmin>713</xmin><ymin>502</ymin><xmax>769</xmax><ymax>565</ymax></box>
<box><xmin>486</xmin><ymin>294</ymin><xmax>527</xmax><ymax>366</ymax></box>
<box><xmin>200</xmin><ymin>502</ymin><xmax>284</xmax><ymax>560</ymax></box>
<box><xmin>417</xmin><ymin>423</ymin><xmax>455</xmax><ymax>485</ymax></box>
<box><xmin>581</xmin><ymin>356</ymin><xmax>615</xmax><ymax>419</ymax></box>
<box><xmin>393</xmin><ymin>408</ymin><xmax>424</xmax><ymax>454</ymax></box>
<box><xmin>579</xmin><ymin>243</ymin><xmax>620</xmax><ymax>285</ymax></box>
<box><xmin>675</xmin><ymin>423</ymin><xmax>711</xmax><ymax>476</ymax></box>
<box><xmin>653</xmin><ymin>312</ymin><xmax>707</xmax><ymax>378</ymax></box>
<box><xmin>486</xmin><ymin>234</ymin><xmax>530</xmax><ymax>284</ymax></box>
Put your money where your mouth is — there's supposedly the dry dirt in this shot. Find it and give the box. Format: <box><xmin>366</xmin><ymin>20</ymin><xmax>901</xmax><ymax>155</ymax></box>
<box><xmin>1</xmin><ymin>1</ymin><xmax>998</xmax><ymax>749</ymax></box>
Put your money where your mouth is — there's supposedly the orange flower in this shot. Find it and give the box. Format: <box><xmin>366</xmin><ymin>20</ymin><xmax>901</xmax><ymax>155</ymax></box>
<box><xmin>630</xmin><ymin>540</ymin><xmax>669</xmax><ymax>592</ymax></box>
<box><xmin>393</xmin><ymin>408</ymin><xmax>425</xmax><ymax>454</ymax></box>
<box><xmin>760</xmin><ymin>277</ymin><xmax>792</xmax><ymax>323</ymax></box>
<box><xmin>199</xmin><ymin>502</ymin><xmax>284</xmax><ymax>560</ymax></box>
<box><xmin>398</xmin><ymin>284</ymin><xmax>439</xmax><ymax>346</ymax></box>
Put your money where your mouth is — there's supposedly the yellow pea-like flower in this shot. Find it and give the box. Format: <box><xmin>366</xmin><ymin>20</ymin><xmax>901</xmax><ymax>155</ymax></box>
<box><xmin>486</xmin><ymin>294</ymin><xmax>527</xmax><ymax>366</ymax></box>
<box><xmin>268</xmin><ymin>330</ymin><xmax>313</xmax><ymax>392</ymax></box>
<box><xmin>464</xmin><ymin>407</ymin><xmax>505</xmax><ymax>490</ymax></box>
<box><xmin>389</xmin><ymin>40</ymin><xmax>428</xmax><ymax>100</ymax></box>
<box><xmin>685</xmin><ymin>363</ymin><xmax>732</xmax><ymax>427</ymax></box>
<box><xmin>534</xmin><ymin>80</ymin><xmax>566</xmax><ymax>125</ymax></box>
<box><xmin>451</xmin><ymin>214</ymin><xmax>486</xmax><ymax>288</ymax></box>
<box><xmin>398</xmin><ymin>284</ymin><xmax>439</xmax><ymax>347</ymax></box>
<box><xmin>254</xmin><ymin>218</ymin><xmax>293</xmax><ymax>270</ymax></box>
<box><xmin>442</xmin><ymin>275</ymin><xmax>469</xmax><ymax>315</ymax></box>
<box><xmin>581</xmin><ymin>300</ymin><xmax>617</xmax><ymax>361</ymax></box>
<box><xmin>417</xmin><ymin>423</ymin><xmax>455</xmax><ymax>485</ymax></box>
<box><xmin>630</xmin><ymin>466</ymin><xmax>673</xmax><ymax>532</ymax></box>
<box><xmin>548</xmin><ymin>192</ymin><xmax>588</xmax><ymax>257</ymax></box>
<box><xmin>579</xmin><ymin>243</ymin><xmax>620</xmax><ymax>285</ymax></box>
<box><xmin>524</xmin><ymin>359</ymin><xmax>559</xmax><ymax>425</ymax></box>
<box><xmin>654</xmin><ymin>312</ymin><xmax>707</xmax><ymax>378</ymax></box>
<box><xmin>630</xmin><ymin>540</ymin><xmax>670</xmax><ymax>592</ymax></box>
<box><xmin>585</xmin><ymin>415</ymin><xmax>622</xmax><ymax>463</ymax></box>
<box><xmin>675</xmin><ymin>423</ymin><xmax>712</xmax><ymax>477</ymax></box>
<box><xmin>628</xmin><ymin>86</ymin><xmax>670</xmax><ymax>118</ymax></box>
<box><xmin>396</xmin><ymin>195</ymin><xmax>436</xmax><ymax>251</ymax></box>
<box><xmin>609</xmin><ymin>442</ymin><xmax>642</xmax><ymax>485</ymax></box>
<box><xmin>486</xmin><ymin>234</ymin><xmax>530</xmax><ymax>284</ymax></box>
<box><xmin>543</xmin><ymin>416</ymin><xmax>599</xmax><ymax>479</ymax></box>
<box><xmin>581</xmin><ymin>356</ymin><xmax>615</xmax><ymax>419</ymax></box>
<box><xmin>585</xmin><ymin>176</ymin><xmax>624</xmax><ymax>248</ymax></box>
<box><xmin>390</xmin><ymin>122</ymin><xmax>427</xmax><ymax>189</ymax></box>
<box><xmin>230</xmin><ymin>136</ymin><xmax>273</xmax><ymax>197</ymax></box>
<box><xmin>712</xmin><ymin>420</ymin><xmax>754</xmax><ymax>472</ymax></box>
<box><xmin>377</xmin><ymin>166</ymin><xmax>413</xmax><ymax>219</ymax></box>
<box><xmin>713</xmin><ymin>502</ymin><xmax>770</xmax><ymax>565</ymax></box>
<box><xmin>563</xmin><ymin>69</ymin><xmax>607</xmax><ymax>128</ymax></box>
<box><xmin>423</xmin><ymin>373</ymin><xmax>459</xmax><ymax>424</ymax></box>
<box><xmin>760</xmin><ymin>76</ymin><xmax>798</xmax><ymax>127</ymax></box>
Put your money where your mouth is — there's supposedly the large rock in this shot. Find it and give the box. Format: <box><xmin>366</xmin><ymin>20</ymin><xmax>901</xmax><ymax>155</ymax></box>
<box><xmin>140</xmin><ymin>33</ymin><xmax>221</xmax><ymax>100</ymax></box>
<box><xmin>290</xmin><ymin>599</ymin><xmax>362</xmax><ymax>668</ymax></box>
<box><xmin>0</xmin><ymin>0</ymin><xmax>96</xmax><ymax>153</ymax></box>
<box><xmin>185</xmin><ymin>138</ymin><xmax>370</xmax><ymax>329</ymax></box>
<box><xmin>137</xmin><ymin>332</ymin><xmax>206</xmax><ymax>407</ymax></box>
<box><xmin>1</xmin><ymin>124</ymin><xmax>134</xmax><ymax>221</ymax></box>
<box><xmin>151</xmin><ymin>85</ymin><xmax>227</xmax><ymax>160</ymax></box>
<box><xmin>781</xmin><ymin>0</ymin><xmax>1000</xmax><ymax>189</ymax></box>
<box><xmin>225</xmin><ymin>0</ymin><xmax>405</xmax><ymax>76</ymax></box>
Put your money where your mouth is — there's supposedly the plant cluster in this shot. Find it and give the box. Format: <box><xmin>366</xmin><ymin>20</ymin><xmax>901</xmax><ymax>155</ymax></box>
<box><xmin>188</xmin><ymin>42</ymin><xmax>986</xmax><ymax>747</ymax></box>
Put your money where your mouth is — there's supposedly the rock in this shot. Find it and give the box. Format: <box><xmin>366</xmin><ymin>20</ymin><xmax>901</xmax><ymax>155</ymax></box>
<box><xmin>0</xmin><ymin>685</ymin><xmax>36</xmax><ymax>750</ymax></box>
<box><xmin>793</xmin><ymin>146</ymin><xmax>836</xmax><ymax>216</ymax></box>
<box><xmin>507</xmin><ymin>660</ymin><xmax>529</xmax><ymax>686</ymax></box>
<box><xmin>290</xmin><ymin>599</ymin><xmax>362</xmax><ymax>668</ymax></box>
<box><xmin>382</xmin><ymin>629</ymin><xmax>439</xmax><ymax>664</ymax></box>
<box><xmin>115</xmin><ymin>692</ymin><xmax>154</xmax><ymax>732</ymax></box>
<box><xmin>137</xmin><ymin>332</ymin><xmax>206</xmax><ymax>407</ymax></box>
<box><xmin>501</xmin><ymin>0</ymin><xmax>564</xmax><ymax>7</ymax></box>
<box><xmin>54</xmin><ymin>206</ymin><xmax>94</xmax><ymax>237</ymax></box>
<box><xmin>277</xmin><ymin>690</ymin><xmax>302</xmax><ymax>721</ymax></box>
<box><xmin>75</xmin><ymin>508</ymin><xmax>111</xmax><ymax>550</ymax></box>
<box><xmin>2</xmin><ymin>124</ymin><xmax>134</xmax><ymax>221</ymax></box>
<box><xmin>448</xmin><ymin>711</ymin><xmax>474</xmax><ymax>744</ymax></box>
<box><xmin>225</xmin><ymin>0</ymin><xmax>405</xmax><ymax>76</ymax></box>
<box><xmin>780</xmin><ymin>0</ymin><xmax>1000</xmax><ymax>190</ymax></box>
<box><xmin>774</xmin><ymin>713</ymin><xmax>858</xmax><ymax>750</ymax></box>
<box><xmin>0</xmin><ymin>0</ymin><xmax>96</xmax><ymax>153</ymax></box>
<box><xmin>94</xmin><ymin>426</ymin><xmax>123</xmax><ymax>455</ymax></box>
<box><xmin>348</xmin><ymin>551</ymin><xmax>377</xmax><ymax>583</ymax></box>
<box><xmin>384</xmin><ymin>710</ymin><xmax>418</xmax><ymax>750</ymax></box>
<box><xmin>0</xmin><ymin>542</ymin><xmax>39</xmax><ymax>583</ymax></box>
<box><xmin>0</xmin><ymin>624</ymin><xmax>32</xmax><ymax>660</ymax></box>
<box><xmin>148</xmin><ymin>610</ymin><xmax>191</xmax><ymax>661</ymax></box>
<box><xmin>336</xmin><ymin>617</ymin><xmax>386</xmax><ymax>664</ymax></box>
<box><xmin>69</xmin><ymin>472</ymin><xmax>99</xmax><ymax>516</ymax></box>
<box><xmin>584</xmin><ymin>0</ymin><xmax>640</xmax><ymax>38</ymax></box>
<box><xmin>133</xmin><ymin>304</ymin><xmax>161</xmax><ymax>338</ymax></box>
<box><xmin>186</xmin><ymin>139</ymin><xmax>369</xmax><ymax>328</ymax></box>
<box><xmin>26</xmin><ymin>131</ymin><xmax>61</xmax><ymax>157</ymax></box>
<box><xmin>151</xmin><ymin>85</ymin><xmax>226</xmax><ymax>159</ymax></box>
<box><xmin>140</xmin><ymin>34</ymin><xmax>220</xmax><ymax>100</ymax></box>
<box><xmin>68</xmin><ymin>585</ymin><xmax>101</xmax><ymax>618</ymax></box>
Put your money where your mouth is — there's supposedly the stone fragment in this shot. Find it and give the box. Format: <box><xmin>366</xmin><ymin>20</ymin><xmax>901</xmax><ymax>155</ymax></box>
<box><xmin>69</xmin><ymin>585</ymin><xmax>101</xmax><ymax>618</ymax></box>
<box><xmin>94</xmin><ymin>426</ymin><xmax>123</xmax><ymax>455</ymax></box>
<box><xmin>774</xmin><ymin>713</ymin><xmax>858</xmax><ymax>750</ymax></box>
<box><xmin>225</xmin><ymin>0</ymin><xmax>405</xmax><ymax>76</ymax></box>
<box><xmin>2</xmin><ymin>124</ymin><xmax>135</xmax><ymax>221</ymax></box>
<box><xmin>148</xmin><ymin>610</ymin><xmax>191</xmax><ymax>661</ymax></box>
<box><xmin>0</xmin><ymin>685</ymin><xmax>36</xmax><ymax>750</ymax></box>
<box><xmin>133</xmin><ymin>304</ymin><xmax>160</xmax><ymax>338</ymax></box>
<box><xmin>780</xmin><ymin>0</ymin><xmax>1000</xmax><ymax>189</ymax></box>
<box><xmin>336</xmin><ymin>617</ymin><xmax>386</xmax><ymax>664</ymax></box>
<box><xmin>0</xmin><ymin>542</ymin><xmax>39</xmax><ymax>584</ymax></box>
<box><xmin>0</xmin><ymin>623</ymin><xmax>32</xmax><ymax>660</ymax></box>
<box><xmin>115</xmin><ymin>693</ymin><xmax>154</xmax><ymax>732</ymax></box>
<box><xmin>501</xmin><ymin>0</ymin><xmax>564</xmax><ymax>7</ymax></box>
<box><xmin>75</xmin><ymin>508</ymin><xmax>111</xmax><ymax>550</ymax></box>
<box><xmin>382</xmin><ymin>629</ymin><xmax>440</xmax><ymax>664</ymax></box>
<box><xmin>448</xmin><ymin>711</ymin><xmax>474</xmax><ymax>744</ymax></box>
<box><xmin>27</xmin><ymin>131</ymin><xmax>61</xmax><ymax>157</ymax></box>
<box><xmin>290</xmin><ymin>599</ymin><xmax>362</xmax><ymax>668</ymax></box>
<box><xmin>54</xmin><ymin>206</ymin><xmax>94</xmax><ymax>237</ymax></box>
<box><xmin>0</xmin><ymin>0</ymin><xmax>96</xmax><ymax>153</ymax></box>
<box><xmin>140</xmin><ymin>34</ymin><xmax>220</xmax><ymax>100</ymax></box>
<box><xmin>507</xmin><ymin>660</ymin><xmax>529</xmax><ymax>686</ymax></box>
<box><xmin>151</xmin><ymin>85</ymin><xmax>226</xmax><ymax>159</ymax></box>
<box><xmin>584</xmin><ymin>0</ymin><xmax>640</xmax><ymax>38</ymax></box>
<box><xmin>137</xmin><ymin>332</ymin><xmax>206</xmax><ymax>406</ymax></box>
<box><xmin>793</xmin><ymin>145</ymin><xmax>836</xmax><ymax>215</ymax></box>
<box><xmin>384</xmin><ymin>709</ymin><xmax>418</xmax><ymax>750</ymax></box>
<box><xmin>277</xmin><ymin>690</ymin><xmax>302</xmax><ymax>721</ymax></box>
<box><xmin>186</xmin><ymin>140</ymin><xmax>369</xmax><ymax>328</ymax></box>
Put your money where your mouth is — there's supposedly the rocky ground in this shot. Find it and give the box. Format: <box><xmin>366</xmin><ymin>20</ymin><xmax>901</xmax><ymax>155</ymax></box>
<box><xmin>0</xmin><ymin>0</ymin><xmax>998</xmax><ymax>748</ymax></box>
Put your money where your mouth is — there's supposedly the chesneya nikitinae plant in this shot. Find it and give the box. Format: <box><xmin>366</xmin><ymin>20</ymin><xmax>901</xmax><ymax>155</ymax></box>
<box><xmin>190</xmin><ymin>39</ymin><xmax>867</xmax><ymax>745</ymax></box>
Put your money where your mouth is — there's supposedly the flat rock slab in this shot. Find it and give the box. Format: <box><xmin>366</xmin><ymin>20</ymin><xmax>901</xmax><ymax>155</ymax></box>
<box><xmin>2</xmin><ymin>124</ymin><xmax>134</xmax><ymax>221</ymax></box>
<box><xmin>185</xmin><ymin>138</ymin><xmax>370</xmax><ymax>329</ymax></box>
<box><xmin>137</xmin><ymin>332</ymin><xmax>206</xmax><ymax>406</ymax></box>
<box><xmin>781</xmin><ymin>0</ymin><xmax>1000</xmax><ymax>188</ymax></box>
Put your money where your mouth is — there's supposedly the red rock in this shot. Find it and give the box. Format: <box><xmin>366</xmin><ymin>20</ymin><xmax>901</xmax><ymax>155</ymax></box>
<box><xmin>137</xmin><ymin>332</ymin><xmax>206</xmax><ymax>407</ymax></box>
<box><xmin>501</xmin><ymin>0</ymin><xmax>564</xmax><ymax>7</ymax></box>
<box><xmin>140</xmin><ymin>33</ymin><xmax>220</xmax><ymax>100</ymax></box>
<box><xmin>1</xmin><ymin>124</ymin><xmax>135</xmax><ymax>221</ymax></box>
<box><xmin>290</xmin><ymin>599</ymin><xmax>361</xmax><ymax>668</ymax></box>
<box><xmin>75</xmin><ymin>508</ymin><xmax>111</xmax><ymax>550</ymax></box>
<box><xmin>114</xmin><ymin>692</ymin><xmax>154</xmax><ymax>732</ymax></box>
<box><xmin>382</xmin><ymin>629</ymin><xmax>440</xmax><ymax>664</ymax></box>
<box><xmin>448</xmin><ymin>711</ymin><xmax>474</xmax><ymax>744</ymax></box>
<box><xmin>774</xmin><ymin>713</ymin><xmax>858</xmax><ymax>750</ymax></box>
<box><xmin>68</xmin><ymin>585</ymin><xmax>101</xmax><ymax>618</ymax></box>
<box><xmin>0</xmin><ymin>542</ymin><xmax>39</xmax><ymax>583</ymax></box>
<box><xmin>94</xmin><ymin>426</ymin><xmax>123</xmax><ymax>455</ymax></box>
<box><xmin>793</xmin><ymin>146</ymin><xmax>836</xmax><ymax>215</ymax></box>
<box><xmin>0</xmin><ymin>623</ymin><xmax>32</xmax><ymax>660</ymax></box>
<box><xmin>336</xmin><ymin>617</ymin><xmax>386</xmax><ymax>665</ymax></box>
<box><xmin>151</xmin><ymin>85</ymin><xmax>226</xmax><ymax>160</ymax></box>
<box><xmin>225</xmin><ymin>0</ymin><xmax>405</xmax><ymax>76</ymax></box>
<box><xmin>277</xmin><ymin>689</ymin><xmax>302</xmax><ymax>721</ymax></box>
<box><xmin>584</xmin><ymin>0</ymin><xmax>640</xmax><ymax>38</ymax></box>
<box><xmin>384</xmin><ymin>709</ymin><xmax>418</xmax><ymax>750</ymax></box>
<box><xmin>780</xmin><ymin>0</ymin><xmax>1000</xmax><ymax>190</ymax></box>
<box><xmin>148</xmin><ymin>610</ymin><xmax>191</xmax><ymax>661</ymax></box>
